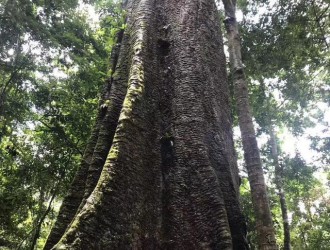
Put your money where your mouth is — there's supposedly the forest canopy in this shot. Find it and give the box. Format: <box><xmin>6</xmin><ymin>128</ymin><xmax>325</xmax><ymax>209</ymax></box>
<box><xmin>0</xmin><ymin>0</ymin><xmax>329</xmax><ymax>249</ymax></box>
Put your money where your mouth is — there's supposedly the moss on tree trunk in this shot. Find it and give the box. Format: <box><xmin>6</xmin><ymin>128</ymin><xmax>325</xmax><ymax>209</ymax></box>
<box><xmin>46</xmin><ymin>0</ymin><xmax>248</xmax><ymax>249</ymax></box>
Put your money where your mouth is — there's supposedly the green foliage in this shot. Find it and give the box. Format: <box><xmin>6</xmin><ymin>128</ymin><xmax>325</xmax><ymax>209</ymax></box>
<box><xmin>235</xmin><ymin>0</ymin><xmax>330</xmax><ymax>248</ymax></box>
<box><xmin>240</xmin><ymin>0</ymin><xmax>329</xmax><ymax>133</ymax></box>
<box><xmin>283</xmin><ymin>155</ymin><xmax>330</xmax><ymax>249</ymax></box>
<box><xmin>0</xmin><ymin>0</ymin><xmax>124</xmax><ymax>248</ymax></box>
<box><xmin>239</xmin><ymin>178</ymin><xmax>257</xmax><ymax>249</ymax></box>
<box><xmin>1</xmin><ymin>0</ymin><xmax>329</xmax><ymax>248</ymax></box>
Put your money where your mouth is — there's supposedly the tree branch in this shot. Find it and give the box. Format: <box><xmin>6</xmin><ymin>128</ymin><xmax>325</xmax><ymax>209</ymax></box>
<box><xmin>311</xmin><ymin>0</ymin><xmax>329</xmax><ymax>49</ymax></box>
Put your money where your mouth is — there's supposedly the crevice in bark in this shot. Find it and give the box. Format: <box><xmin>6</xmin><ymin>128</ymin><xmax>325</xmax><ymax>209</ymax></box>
<box><xmin>159</xmin><ymin>135</ymin><xmax>175</xmax><ymax>248</ymax></box>
<box><xmin>160</xmin><ymin>137</ymin><xmax>175</xmax><ymax>178</ymax></box>
<box><xmin>155</xmin><ymin>8</ymin><xmax>175</xmax><ymax>245</ymax></box>
<box><xmin>157</xmin><ymin>39</ymin><xmax>171</xmax><ymax>57</ymax></box>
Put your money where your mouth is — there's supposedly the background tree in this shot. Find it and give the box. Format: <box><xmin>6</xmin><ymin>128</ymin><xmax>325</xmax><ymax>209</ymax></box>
<box><xmin>222</xmin><ymin>0</ymin><xmax>277</xmax><ymax>249</ymax></box>
<box><xmin>236</xmin><ymin>0</ymin><xmax>330</xmax><ymax>248</ymax></box>
<box><xmin>1</xmin><ymin>0</ymin><xmax>329</xmax><ymax>249</ymax></box>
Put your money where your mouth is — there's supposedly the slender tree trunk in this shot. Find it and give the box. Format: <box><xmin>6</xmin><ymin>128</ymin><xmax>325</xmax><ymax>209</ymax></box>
<box><xmin>30</xmin><ymin>189</ymin><xmax>57</xmax><ymax>250</ymax></box>
<box><xmin>47</xmin><ymin>0</ymin><xmax>248</xmax><ymax>249</ymax></box>
<box><xmin>269</xmin><ymin>126</ymin><xmax>291</xmax><ymax>250</ymax></box>
<box><xmin>221</xmin><ymin>1</ymin><xmax>277</xmax><ymax>249</ymax></box>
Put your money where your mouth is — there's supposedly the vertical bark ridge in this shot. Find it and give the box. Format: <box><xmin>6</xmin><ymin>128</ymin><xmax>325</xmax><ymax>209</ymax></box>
<box><xmin>194</xmin><ymin>2</ymin><xmax>248</xmax><ymax>248</ymax></box>
<box><xmin>52</xmin><ymin>0</ymin><xmax>161</xmax><ymax>248</ymax></box>
<box><xmin>49</xmin><ymin>0</ymin><xmax>248</xmax><ymax>249</ymax></box>
<box><xmin>43</xmin><ymin>112</ymin><xmax>101</xmax><ymax>250</ymax></box>
<box><xmin>222</xmin><ymin>0</ymin><xmax>278</xmax><ymax>249</ymax></box>
<box><xmin>159</xmin><ymin>0</ymin><xmax>247</xmax><ymax>248</ymax></box>
<box><xmin>44</xmin><ymin>25</ymin><xmax>126</xmax><ymax>250</ymax></box>
<box><xmin>79</xmin><ymin>27</ymin><xmax>130</xmax><ymax>205</ymax></box>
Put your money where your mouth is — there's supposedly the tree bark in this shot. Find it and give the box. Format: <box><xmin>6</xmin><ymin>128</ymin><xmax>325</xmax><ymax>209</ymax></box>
<box><xmin>269</xmin><ymin>126</ymin><xmax>291</xmax><ymax>250</ymax></box>
<box><xmin>43</xmin><ymin>29</ymin><xmax>125</xmax><ymax>249</ymax></box>
<box><xmin>47</xmin><ymin>0</ymin><xmax>248</xmax><ymax>249</ymax></box>
<box><xmin>43</xmin><ymin>111</ymin><xmax>102</xmax><ymax>249</ymax></box>
<box><xmin>222</xmin><ymin>1</ymin><xmax>278</xmax><ymax>249</ymax></box>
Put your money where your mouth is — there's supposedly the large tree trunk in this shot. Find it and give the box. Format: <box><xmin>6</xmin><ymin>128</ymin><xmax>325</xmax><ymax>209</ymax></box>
<box><xmin>46</xmin><ymin>0</ymin><xmax>248</xmax><ymax>249</ymax></box>
<box><xmin>221</xmin><ymin>1</ymin><xmax>278</xmax><ymax>249</ymax></box>
<box><xmin>269</xmin><ymin>126</ymin><xmax>291</xmax><ymax>250</ymax></box>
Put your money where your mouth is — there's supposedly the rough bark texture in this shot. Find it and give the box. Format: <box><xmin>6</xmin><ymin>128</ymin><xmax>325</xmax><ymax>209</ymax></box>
<box><xmin>46</xmin><ymin>0</ymin><xmax>248</xmax><ymax>249</ymax></box>
<box><xmin>43</xmin><ymin>30</ymin><xmax>125</xmax><ymax>249</ymax></box>
<box><xmin>43</xmin><ymin>113</ymin><xmax>102</xmax><ymax>250</ymax></box>
<box><xmin>269</xmin><ymin>126</ymin><xmax>291</xmax><ymax>250</ymax></box>
<box><xmin>222</xmin><ymin>1</ymin><xmax>278</xmax><ymax>249</ymax></box>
